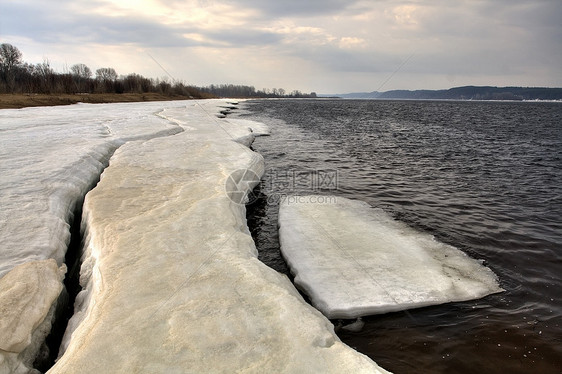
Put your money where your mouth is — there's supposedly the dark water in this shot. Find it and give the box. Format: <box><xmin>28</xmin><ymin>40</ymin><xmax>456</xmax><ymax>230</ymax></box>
<box><xmin>238</xmin><ymin>99</ymin><xmax>562</xmax><ymax>374</ymax></box>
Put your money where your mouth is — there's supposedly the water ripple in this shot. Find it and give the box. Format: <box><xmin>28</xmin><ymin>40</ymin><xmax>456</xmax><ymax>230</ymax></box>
<box><xmin>242</xmin><ymin>99</ymin><xmax>562</xmax><ymax>374</ymax></box>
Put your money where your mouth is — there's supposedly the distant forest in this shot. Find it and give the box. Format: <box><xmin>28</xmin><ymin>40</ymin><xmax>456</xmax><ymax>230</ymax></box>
<box><xmin>0</xmin><ymin>43</ymin><xmax>316</xmax><ymax>99</ymax></box>
<box><xmin>332</xmin><ymin>86</ymin><xmax>562</xmax><ymax>101</ymax></box>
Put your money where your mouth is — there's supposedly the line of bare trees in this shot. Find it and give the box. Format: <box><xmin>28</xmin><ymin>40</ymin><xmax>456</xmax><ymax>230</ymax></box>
<box><xmin>199</xmin><ymin>84</ymin><xmax>317</xmax><ymax>98</ymax></box>
<box><xmin>1</xmin><ymin>43</ymin><xmax>317</xmax><ymax>99</ymax></box>
<box><xmin>0</xmin><ymin>43</ymin><xmax>205</xmax><ymax>97</ymax></box>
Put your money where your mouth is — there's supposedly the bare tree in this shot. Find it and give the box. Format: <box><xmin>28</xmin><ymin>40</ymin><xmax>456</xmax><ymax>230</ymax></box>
<box><xmin>71</xmin><ymin>63</ymin><xmax>92</xmax><ymax>93</ymax></box>
<box><xmin>71</xmin><ymin>63</ymin><xmax>92</xmax><ymax>79</ymax></box>
<box><xmin>0</xmin><ymin>43</ymin><xmax>23</xmax><ymax>92</ymax></box>
<box><xmin>95</xmin><ymin>67</ymin><xmax>118</xmax><ymax>81</ymax></box>
<box><xmin>33</xmin><ymin>59</ymin><xmax>55</xmax><ymax>93</ymax></box>
<box><xmin>0</xmin><ymin>43</ymin><xmax>22</xmax><ymax>73</ymax></box>
<box><xmin>34</xmin><ymin>59</ymin><xmax>54</xmax><ymax>76</ymax></box>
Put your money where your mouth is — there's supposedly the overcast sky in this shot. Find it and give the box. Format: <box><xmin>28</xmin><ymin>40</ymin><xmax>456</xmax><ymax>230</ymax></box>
<box><xmin>1</xmin><ymin>0</ymin><xmax>561</xmax><ymax>93</ymax></box>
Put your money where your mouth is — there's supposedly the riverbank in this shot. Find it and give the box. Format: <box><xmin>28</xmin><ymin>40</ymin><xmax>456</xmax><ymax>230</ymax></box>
<box><xmin>0</xmin><ymin>93</ymin><xmax>211</xmax><ymax>109</ymax></box>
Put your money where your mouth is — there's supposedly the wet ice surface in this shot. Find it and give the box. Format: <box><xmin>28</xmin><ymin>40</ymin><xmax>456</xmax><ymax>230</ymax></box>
<box><xmin>0</xmin><ymin>100</ymin><xmax>390</xmax><ymax>374</ymax></box>
<box><xmin>279</xmin><ymin>195</ymin><xmax>504</xmax><ymax>319</ymax></box>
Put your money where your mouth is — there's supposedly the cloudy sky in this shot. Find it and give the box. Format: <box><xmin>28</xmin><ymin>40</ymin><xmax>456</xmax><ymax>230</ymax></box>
<box><xmin>1</xmin><ymin>0</ymin><xmax>561</xmax><ymax>93</ymax></box>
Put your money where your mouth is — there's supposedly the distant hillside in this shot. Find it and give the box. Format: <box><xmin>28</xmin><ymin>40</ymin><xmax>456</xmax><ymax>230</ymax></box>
<box><xmin>318</xmin><ymin>91</ymin><xmax>379</xmax><ymax>99</ymax></box>
<box><xmin>319</xmin><ymin>91</ymin><xmax>380</xmax><ymax>99</ymax></box>
<box><xmin>322</xmin><ymin>86</ymin><xmax>562</xmax><ymax>101</ymax></box>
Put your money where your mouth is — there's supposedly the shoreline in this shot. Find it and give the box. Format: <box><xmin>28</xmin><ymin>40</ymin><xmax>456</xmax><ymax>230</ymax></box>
<box><xmin>0</xmin><ymin>93</ymin><xmax>206</xmax><ymax>110</ymax></box>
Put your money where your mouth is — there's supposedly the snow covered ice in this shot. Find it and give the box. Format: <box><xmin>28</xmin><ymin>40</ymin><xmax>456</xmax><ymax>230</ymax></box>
<box><xmin>0</xmin><ymin>102</ymin><xmax>183</xmax><ymax>277</ymax></box>
<box><xmin>0</xmin><ymin>101</ymin><xmax>187</xmax><ymax>373</ymax></box>
<box><xmin>278</xmin><ymin>195</ymin><xmax>504</xmax><ymax>319</ymax></box>
<box><xmin>0</xmin><ymin>101</ymin><xmax>389</xmax><ymax>373</ymax></box>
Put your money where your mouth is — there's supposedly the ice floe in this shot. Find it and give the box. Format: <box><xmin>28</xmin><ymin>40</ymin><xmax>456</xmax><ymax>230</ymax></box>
<box><xmin>278</xmin><ymin>195</ymin><xmax>504</xmax><ymax>319</ymax></box>
<box><xmin>0</xmin><ymin>100</ymin><xmax>388</xmax><ymax>373</ymax></box>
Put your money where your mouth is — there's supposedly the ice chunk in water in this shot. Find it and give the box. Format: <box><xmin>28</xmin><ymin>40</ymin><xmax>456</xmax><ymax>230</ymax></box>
<box><xmin>279</xmin><ymin>195</ymin><xmax>504</xmax><ymax>319</ymax></box>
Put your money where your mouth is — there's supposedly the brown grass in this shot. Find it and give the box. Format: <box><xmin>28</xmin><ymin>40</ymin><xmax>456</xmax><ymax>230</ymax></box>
<box><xmin>0</xmin><ymin>93</ymin><xmax>211</xmax><ymax>110</ymax></box>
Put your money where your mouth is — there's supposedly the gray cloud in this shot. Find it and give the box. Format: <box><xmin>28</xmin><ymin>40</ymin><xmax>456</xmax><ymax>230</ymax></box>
<box><xmin>1</xmin><ymin>0</ymin><xmax>560</xmax><ymax>92</ymax></box>
<box><xmin>0</xmin><ymin>0</ymin><xmax>287</xmax><ymax>49</ymax></box>
<box><xmin>1</xmin><ymin>1</ymin><xmax>190</xmax><ymax>47</ymax></box>
<box><xmin>206</xmin><ymin>29</ymin><xmax>282</xmax><ymax>47</ymax></box>
<box><xmin>230</xmin><ymin>0</ymin><xmax>357</xmax><ymax>17</ymax></box>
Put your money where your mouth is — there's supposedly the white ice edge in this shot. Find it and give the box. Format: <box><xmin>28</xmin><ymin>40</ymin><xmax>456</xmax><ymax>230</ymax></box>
<box><xmin>224</xmin><ymin>118</ymin><xmax>271</xmax><ymax>137</ymax></box>
<box><xmin>278</xmin><ymin>195</ymin><xmax>504</xmax><ymax>319</ymax></box>
<box><xmin>0</xmin><ymin>100</ymin><xmax>388</xmax><ymax>373</ymax></box>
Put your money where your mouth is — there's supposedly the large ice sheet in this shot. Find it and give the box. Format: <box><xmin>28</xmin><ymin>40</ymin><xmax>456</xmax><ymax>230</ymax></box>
<box><xmin>278</xmin><ymin>195</ymin><xmax>504</xmax><ymax>319</ymax></box>
<box><xmin>46</xmin><ymin>103</ymin><xmax>389</xmax><ymax>373</ymax></box>
<box><xmin>0</xmin><ymin>101</ymin><xmax>193</xmax><ymax>373</ymax></box>
<box><xmin>0</xmin><ymin>102</ymin><xmax>185</xmax><ymax>277</ymax></box>
<box><xmin>3</xmin><ymin>100</ymin><xmax>320</xmax><ymax>373</ymax></box>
